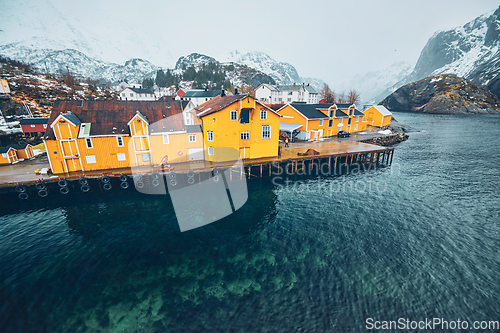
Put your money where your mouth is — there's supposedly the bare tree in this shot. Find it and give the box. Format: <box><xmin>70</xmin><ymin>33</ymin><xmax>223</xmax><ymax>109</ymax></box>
<box><xmin>347</xmin><ymin>89</ymin><xmax>360</xmax><ymax>104</ymax></box>
<box><xmin>336</xmin><ymin>93</ymin><xmax>346</xmax><ymax>104</ymax></box>
<box><xmin>320</xmin><ymin>83</ymin><xmax>336</xmax><ymax>103</ymax></box>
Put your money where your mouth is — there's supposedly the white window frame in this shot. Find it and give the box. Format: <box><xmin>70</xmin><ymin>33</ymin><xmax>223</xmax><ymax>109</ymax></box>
<box><xmin>163</xmin><ymin>134</ymin><xmax>169</xmax><ymax>144</ymax></box>
<box><xmin>31</xmin><ymin>125</ymin><xmax>35</xmax><ymax>128</ymax></box>
<box><xmin>43</xmin><ymin>124</ymin><xmax>47</xmax><ymax>128</ymax></box>
<box><xmin>262</xmin><ymin>125</ymin><xmax>271</xmax><ymax>140</ymax></box>
<box><xmin>117</xmin><ymin>136</ymin><xmax>124</xmax><ymax>147</ymax></box>
<box><xmin>240</xmin><ymin>131</ymin><xmax>249</xmax><ymax>140</ymax></box>
<box><xmin>356</xmin><ymin>116</ymin><xmax>360</xmax><ymax>122</ymax></box>
<box><xmin>86</xmin><ymin>155</ymin><xmax>96</xmax><ymax>164</ymax></box>
<box><xmin>117</xmin><ymin>153</ymin><xmax>126</xmax><ymax>161</ymax></box>
<box><xmin>319</xmin><ymin>119</ymin><xmax>323</xmax><ymax>126</ymax></box>
<box><xmin>208</xmin><ymin>146</ymin><xmax>214</xmax><ymax>156</ymax></box>
<box><xmin>207</xmin><ymin>130</ymin><xmax>214</xmax><ymax>141</ymax></box>
<box><xmin>354</xmin><ymin>124</ymin><xmax>358</xmax><ymax>130</ymax></box>
<box><xmin>189</xmin><ymin>134</ymin><xmax>196</xmax><ymax>142</ymax></box>
<box><xmin>85</xmin><ymin>138</ymin><xmax>93</xmax><ymax>149</ymax></box>
<box><xmin>230</xmin><ymin>110</ymin><xmax>238</xmax><ymax>121</ymax></box>
<box><xmin>260</xmin><ymin>109</ymin><xmax>267</xmax><ymax>120</ymax></box>
<box><xmin>339</xmin><ymin>118</ymin><xmax>343</xmax><ymax>124</ymax></box>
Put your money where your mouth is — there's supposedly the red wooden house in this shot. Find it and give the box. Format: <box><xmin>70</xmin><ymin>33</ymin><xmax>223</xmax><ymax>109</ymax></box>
<box><xmin>20</xmin><ymin>118</ymin><xmax>49</xmax><ymax>135</ymax></box>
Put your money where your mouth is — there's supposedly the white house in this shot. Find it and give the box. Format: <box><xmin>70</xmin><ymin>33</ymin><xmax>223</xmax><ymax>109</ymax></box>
<box><xmin>176</xmin><ymin>89</ymin><xmax>224</xmax><ymax>107</ymax></box>
<box><xmin>119</xmin><ymin>87</ymin><xmax>156</xmax><ymax>101</ymax></box>
<box><xmin>254</xmin><ymin>83</ymin><xmax>319</xmax><ymax>104</ymax></box>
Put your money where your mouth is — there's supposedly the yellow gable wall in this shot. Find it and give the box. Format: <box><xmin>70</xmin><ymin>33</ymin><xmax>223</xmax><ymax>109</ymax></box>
<box><xmin>277</xmin><ymin>105</ymin><xmax>307</xmax><ymax>131</ymax></box>
<box><xmin>364</xmin><ymin>106</ymin><xmax>392</xmax><ymax>127</ymax></box>
<box><xmin>201</xmin><ymin>100</ymin><xmax>280</xmax><ymax>161</ymax></box>
<box><xmin>53</xmin><ymin>120</ymin><xmax>79</xmax><ymax>140</ymax></box>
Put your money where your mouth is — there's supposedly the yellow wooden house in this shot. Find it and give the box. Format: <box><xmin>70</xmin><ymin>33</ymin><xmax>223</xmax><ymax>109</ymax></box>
<box><xmin>363</xmin><ymin>105</ymin><xmax>392</xmax><ymax>127</ymax></box>
<box><xmin>333</xmin><ymin>103</ymin><xmax>368</xmax><ymax>133</ymax></box>
<box><xmin>44</xmin><ymin>100</ymin><xmax>203</xmax><ymax>174</ymax></box>
<box><xmin>0</xmin><ymin>147</ymin><xmax>18</xmax><ymax>164</ymax></box>
<box><xmin>277</xmin><ymin>102</ymin><xmax>367</xmax><ymax>140</ymax></box>
<box><xmin>8</xmin><ymin>144</ymin><xmax>35</xmax><ymax>160</ymax></box>
<box><xmin>195</xmin><ymin>94</ymin><xmax>281</xmax><ymax>161</ymax></box>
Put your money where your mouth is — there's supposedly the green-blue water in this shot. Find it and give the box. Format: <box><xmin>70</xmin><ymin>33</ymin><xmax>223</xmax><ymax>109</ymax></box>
<box><xmin>1</xmin><ymin>113</ymin><xmax>499</xmax><ymax>332</ymax></box>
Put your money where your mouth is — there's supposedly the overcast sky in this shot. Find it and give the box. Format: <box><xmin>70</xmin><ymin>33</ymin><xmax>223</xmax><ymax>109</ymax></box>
<box><xmin>2</xmin><ymin>0</ymin><xmax>499</xmax><ymax>87</ymax></box>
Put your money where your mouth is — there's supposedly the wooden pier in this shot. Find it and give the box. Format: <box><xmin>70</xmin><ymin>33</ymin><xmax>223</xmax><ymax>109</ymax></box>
<box><xmin>0</xmin><ymin>140</ymin><xmax>395</xmax><ymax>199</ymax></box>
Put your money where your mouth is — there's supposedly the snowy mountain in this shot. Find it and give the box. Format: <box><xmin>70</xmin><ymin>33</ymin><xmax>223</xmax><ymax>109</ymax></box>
<box><xmin>0</xmin><ymin>46</ymin><xmax>159</xmax><ymax>84</ymax></box>
<box><xmin>337</xmin><ymin>61</ymin><xmax>414</xmax><ymax>104</ymax></box>
<box><xmin>0</xmin><ymin>0</ymin><xmax>175</xmax><ymax>67</ymax></box>
<box><xmin>381</xmin><ymin>5</ymin><xmax>500</xmax><ymax>101</ymax></box>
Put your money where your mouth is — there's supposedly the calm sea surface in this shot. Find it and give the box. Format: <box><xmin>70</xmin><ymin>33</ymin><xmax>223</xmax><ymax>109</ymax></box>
<box><xmin>1</xmin><ymin>113</ymin><xmax>500</xmax><ymax>332</ymax></box>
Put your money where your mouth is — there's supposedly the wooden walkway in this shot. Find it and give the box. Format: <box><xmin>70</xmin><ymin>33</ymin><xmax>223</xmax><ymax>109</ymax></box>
<box><xmin>0</xmin><ymin>140</ymin><xmax>394</xmax><ymax>188</ymax></box>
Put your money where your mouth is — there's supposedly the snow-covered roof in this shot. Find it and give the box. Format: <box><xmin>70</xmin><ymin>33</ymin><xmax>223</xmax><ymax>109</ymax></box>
<box><xmin>373</xmin><ymin>105</ymin><xmax>392</xmax><ymax>116</ymax></box>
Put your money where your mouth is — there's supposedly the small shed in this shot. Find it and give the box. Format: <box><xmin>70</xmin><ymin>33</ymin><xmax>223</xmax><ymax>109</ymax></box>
<box><xmin>8</xmin><ymin>144</ymin><xmax>35</xmax><ymax>160</ymax></box>
<box><xmin>0</xmin><ymin>147</ymin><xmax>18</xmax><ymax>164</ymax></box>
<box><xmin>364</xmin><ymin>105</ymin><xmax>392</xmax><ymax>127</ymax></box>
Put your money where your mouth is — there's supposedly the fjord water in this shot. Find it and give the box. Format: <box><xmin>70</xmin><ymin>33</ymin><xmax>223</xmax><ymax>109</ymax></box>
<box><xmin>1</xmin><ymin>113</ymin><xmax>500</xmax><ymax>332</ymax></box>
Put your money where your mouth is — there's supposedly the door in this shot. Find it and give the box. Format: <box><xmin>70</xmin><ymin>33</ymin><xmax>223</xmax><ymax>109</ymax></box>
<box><xmin>239</xmin><ymin>147</ymin><xmax>250</xmax><ymax>159</ymax></box>
<box><xmin>65</xmin><ymin>158</ymin><xmax>82</xmax><ymax>172</ymax></box>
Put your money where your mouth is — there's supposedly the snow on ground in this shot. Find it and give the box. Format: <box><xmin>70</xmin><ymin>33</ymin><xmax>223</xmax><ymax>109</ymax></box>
<box><xmin>378</xmin><ymin>129</ymin><xmax>392</xmax><ymax>135</ymax></box>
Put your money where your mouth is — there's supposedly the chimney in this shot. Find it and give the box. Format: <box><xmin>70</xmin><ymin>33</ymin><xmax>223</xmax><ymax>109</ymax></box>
<box><xmin>234</xmin><ymin>88</ymin><xmax>238</xmax><ymax>94</ymax></box>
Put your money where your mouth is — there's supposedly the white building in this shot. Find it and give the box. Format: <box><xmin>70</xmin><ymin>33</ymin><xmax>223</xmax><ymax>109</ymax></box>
<box><xmin>176</xmin><ymin>89</ymin><xmax>224</xmax><ymax>107</ymax></box>
<box><xmin>254</xmin><ymin>83</ymin><xmax>319</xmax><ymax>104</ymax></box>
<box><xmin>119</xmin><ymin>87</ymin><xmax>156</xmax><ymax>101</ymax></box>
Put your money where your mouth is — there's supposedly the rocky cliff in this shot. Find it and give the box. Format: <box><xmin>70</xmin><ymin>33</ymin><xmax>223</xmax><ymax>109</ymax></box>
<box><xmin>381</xmin><ymin>74</ymin><xmax>500</xmax><ymax>114</ymax></box>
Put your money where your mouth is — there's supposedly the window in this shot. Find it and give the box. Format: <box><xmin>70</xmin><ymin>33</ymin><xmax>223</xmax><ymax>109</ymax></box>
<box><xmin>122</xmin><ymin>93</ymin><xmax>126</xmax><ymax>97</ymax></box>
<box><xmin>262</xmin><ymin>125</ymin><xmax>271</xmax><ymax>139</ymax></box>
<box><xmin>2</xmin><ymin>153</ymin><xmax>7</xmax><ymax>158</ymax></box>
<box><xmin>142</xmin><ymin>153</ymin><xmax>151</xmax><ymax>162</ymax></box>
<box><xmin>260</xmin><ymin>109</ymin><xmax>267</xmax><ymax>120</ymax></box>
<box><xmin>138</xmin><ymin>93</ymin><xmax>141</xmax><ymax>98</ymax></box>
<box><xmin>117</xmin><ymin>136</ymin><xmax>124</xmax><ymax>147</ymax></box>
<box><xmin>230</xmin><ymin>110</ymin><xmax>238</xmax><ymax>121</ymax></box>
<box><xmin>31</xmin><ymin>125</ymin><xmax>35</xmax><ymax>128</ymax></box>
<box><xmin>354</xmin><ymin>124</ymin><xmax>358</xmax><ymax>130</ymax></box>
<box><xmin>43</xmin><ymin>124</ymin><xmax>47</xmax><ymax>128</ymax></box>
<box><xmin>86</xmin><ymin>155</ymin><xmax>96</xmax><ymax>164</ymax></box>
<box><xmin>278</xmin><ymin>98</ymin><xmax>282</xmax><ymax>102</ymax></box>
<box><xmin>207</xmin><ymin>130</ymin><xmax>214</xmax><ymax>141</ymax></box>
<box><xmin>117</xmin><ymin>153</ymin><xmax>126</xmax><ymax>161</ymax></box>
<box><xmin>287</xmin><ymin>98</ymin><xmax>291</xmax><ymax>102</ymax></box>
<box><xmin>189</xmin><ymin>134</ymin><xmax>196</xmax><ymax>142</ymax></box>
<box><xmin>356</xmin><ymin>116</ymin><xmax>360</xmax><ymax>122</ymax></box>
<box><xmin>329</xmin><ymin>110</ymin><xmax>334</xmax><ymax>117</ymax></box>
<box><xmin>319</xmin><ymin>119</ymin><xmax>323</xmax><ymax>126</ymax></box>
<box><xmin>328</xmin><ymin>119</ymin><xmax>333</xmax><ymax>127</ymax></box>
<box><xmin>130</xmin><ymin>93</ymin><xmax>133</xmax><ymax>97</ymax></box>
<box><xmin>163</xmin><ymin>134</ymin><xmax>169</xmax><ymax>144</ymax></box>
<box><xmin>208</xmin><ymin>146</ymin><xmax>214</xmax><ymax>156</ymax></box>
<box><xmin>350</xmin><ymin>109</ymin><xmax>354</xmax><ymax>116</ymax></box>
<box><xmin>86</xmin><ymin>138</ymin><xmax>93</xmax><ymax>148</ymax></box>
<box><xmin>240</xmin><ymin>109</ymin><xmax>250</xmax><ymax>124</ymax></box>
<box><xmin>185</xmin><ymin>118</ymin><xmax>193</xmax><ymax>125</ymax></box>
<box><xmin>288</xmin><ymin>91</ymin><xmax>293</xmax><ymax>95</ymax></box>
<box><xmin>348</xmin><ymin>118</ymin><xmax>352</xmax><ymax>125</ymax></box>
<box><xmin>240</xmin><ymin>131</ymin><xmax>249</xmax><ymax>140</ymax></box>
<box><xmin>339</xmin><ymin>118</ymin><xmax>343</xmax><ymax>124</ymax></box>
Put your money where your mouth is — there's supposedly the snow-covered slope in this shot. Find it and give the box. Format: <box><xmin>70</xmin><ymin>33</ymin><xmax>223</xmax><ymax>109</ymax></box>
<box><xmin>0</xmin><ymin>0</ymin><xmax>175</xmax><ymax>67</ymax></box>
<box><xmin>226</xmin><ymin>51</ymin><xmax>301</xmax><ymax>85</ymax></box>
<box><xmin>337</xmin><ymin>61</ymin><xmax>413</xmax><ymax>104</ymax></box>
<box><xmin>0</xmin><ymin>46</ymin><xmax>159</xmax><ymax>84</ymax></box>
<box><xmin>385</xmin><ymin>5</ymin><xmax>500</xmax><ymax>100</ymax></box>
